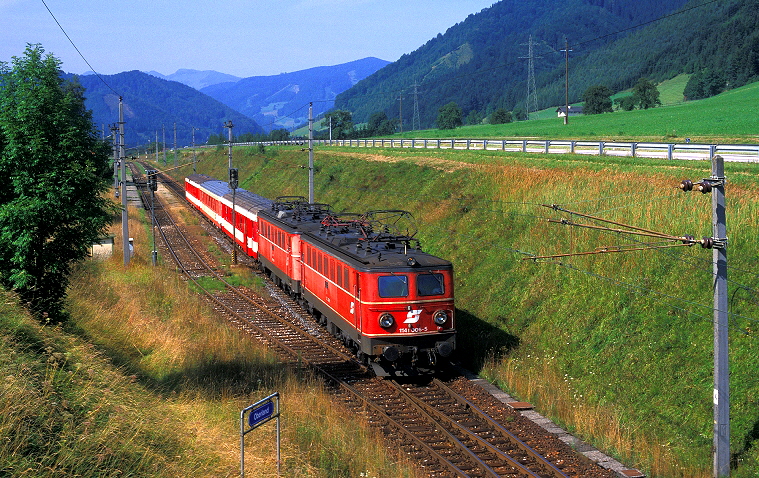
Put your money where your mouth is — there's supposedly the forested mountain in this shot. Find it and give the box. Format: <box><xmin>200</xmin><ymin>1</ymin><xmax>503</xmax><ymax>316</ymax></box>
<box><xmin>200</xmin><ymin>57</ymin><xmax>390</xmax><ymax>132</ymax></box>
<box><xmin>74</xmin><ymin>71</ymin><xmax>263</xmax><ymax>148</ymax></box>
<box><xmin>336</xmin><ymin>0</ymin><xmax>756</xmax><ymax>128</ymax></box>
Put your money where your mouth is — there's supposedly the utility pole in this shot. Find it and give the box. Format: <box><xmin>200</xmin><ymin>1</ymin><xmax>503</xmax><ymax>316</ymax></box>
<box><xmin>119</xmin><ymin>97</ymin><xmax>130</xmax><ymax>266</ymax></box>
<box><xmin>225</xmin><ymin>120</ymin><xmax>237</xmax><ymax>265</ymax></box>
<box><xmin>173</xmin><ymin>122</ymin><xmax>177</xmax><ymax>166</ymax></box>
<box><xmin>397</xmin><ymin>92</ymin><xmax>404</xmax><ymax>135</ymax></box>
<box><xmin>162</xmin><ymin>124</ymin><xmax>167</xmax><ymax>166</ymax></box>
<box><xmin>560</xmin><ymin>38</ymin><xmax>573</xmax><ymax>125</ymax></box>
<box><xmin>155</xmin><ymin>130</ymin><xmax>159</xmax><ymax>163</ymax></box>
<box><xmin>308</xmin><ymin>102</ymin><xmax>314</xmax><ymax>203</ymax></box>
<box><xmin>192</xmin><ymin>126</ymin><xmax>197</xmax><ymax>173</ymax></box>
<box><xmin>679</xmin><ymin>154</ymin><xmax>729</xmax><ymax>477</ymax></box>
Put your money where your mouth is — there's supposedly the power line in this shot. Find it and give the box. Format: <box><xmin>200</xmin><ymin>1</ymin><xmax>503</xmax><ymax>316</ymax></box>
<box><xmin>40</xmin><ymin>0</ymin><xmax>120</xmax><ymax>97</ymax></box>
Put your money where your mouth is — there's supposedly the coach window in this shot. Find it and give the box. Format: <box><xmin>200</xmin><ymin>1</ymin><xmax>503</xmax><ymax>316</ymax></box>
<box><xmin>417</xmin><ymin>273</ymin><xmax>445</xmax><ymax>296</ymax></box>
<box><xmin>378</xmin><ymin>275</ymin><xmax>408</xmax><ymax>298</ymax></box>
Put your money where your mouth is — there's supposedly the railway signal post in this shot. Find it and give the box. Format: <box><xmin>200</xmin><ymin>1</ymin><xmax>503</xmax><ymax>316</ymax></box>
<box><xmin>225</xmin><ymin>120</ymin><xmax>237</xmax><ymax>264</ymax></box>
<box><xmin>147</xmin><ymin>170</ymin><xmax>158</xmax><ymax>266</ymax></box>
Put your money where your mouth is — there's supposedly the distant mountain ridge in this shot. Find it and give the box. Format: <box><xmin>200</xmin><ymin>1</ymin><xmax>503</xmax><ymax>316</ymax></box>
<box><xmin>144</xmin><ymin>69</ymin><xmax>242</xmax><ymax>90</ymax></box>
<box><xmin>200</xmin><ymin>57</ymin><xmax>390</xmax><ymax>131</ymax></box>
<box><xmin>73</xmin><ymin>70</ymin><xmax>263</xmax><ymax>148</ymax></box>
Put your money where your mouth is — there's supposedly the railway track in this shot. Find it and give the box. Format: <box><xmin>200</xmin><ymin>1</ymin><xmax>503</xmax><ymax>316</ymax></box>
<box><xmin>128</xmin><ymin>162</ymin><xmax>618</xmax><ymax>478</ymax></box>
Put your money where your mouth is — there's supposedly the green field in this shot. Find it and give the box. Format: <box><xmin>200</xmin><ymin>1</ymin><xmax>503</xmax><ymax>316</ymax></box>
<box><xmin>385</xmin><ymin>78</ymin><xmax>759</xmax><ymax>144</ymax></box>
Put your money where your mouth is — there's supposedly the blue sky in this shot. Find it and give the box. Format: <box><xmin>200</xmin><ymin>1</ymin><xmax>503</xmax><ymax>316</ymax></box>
<box><xmin>2</xmin><ymin>0</ymin><xmax>496</xmax><ymax>78</ymax></box>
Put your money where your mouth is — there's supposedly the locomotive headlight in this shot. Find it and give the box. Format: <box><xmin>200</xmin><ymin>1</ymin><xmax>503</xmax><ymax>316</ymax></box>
<box><xmin>433</xmin><ymin>310</ymin><xmax>448</xmax><ymax>325</ymax></box>
<box><xmin>379</xmin><ymin>313</ymin><xmax>395</xmax><ymax>329</ymax></box>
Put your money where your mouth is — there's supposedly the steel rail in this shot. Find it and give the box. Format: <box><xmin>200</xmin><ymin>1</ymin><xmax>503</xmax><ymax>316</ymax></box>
<box><xmin>320</xmin><ymin>373</ymin><xmax>474</xmax><ymax>477</ymax></box>
<box><xmin>433</xmin><ymin>379</ymin><xmax>571</xmax><ymax>478</ymax></box>
<box><xmin>392</xmin><ymin>382</ymin><xmax>538</xmax><ymax>478</ymax></box>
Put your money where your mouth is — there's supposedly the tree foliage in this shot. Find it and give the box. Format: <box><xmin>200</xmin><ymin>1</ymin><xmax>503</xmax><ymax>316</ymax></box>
<box><xmin>683</xmin><ymin>68</ymin><xmax>727</xmax><ymax>100</ymax></box>
<box><xmin>632</xmin><ymin>77</ymin><xmax>661</xmax><ymax>109</ymax></box>
<box><xmin>581</xmin><ymin>85</ymin><xmax>614</xmax><ymax>114</ymax></box>
<box><xmin>465</xmin><ymin>110</ymin><xmax>484</xmax><ymax>126</ymax></box>
<box><xmin>613</xmin><ymin>95</ymin><xmax>636</xmax><ymax>111</ymax></box>
<box><xmin>367</xmin><ymin>112</ymin><xmax>397</xmax><ymax>136</ymax></box>
<box><xmin>322</xmin><ymin>110</ymin><xmax>354</xmax><ymax>139</ymax></box>
<box><xmin>0</xmin><ymin>44</ymin><xmax>115</xmax><ymax>321</ymax></box>
<box><xmin>436</xmin><ymin>102</ymin><xmax>463</xmax><ymax>130</ymax></box>
<box><xmin>490</xmin><ymin>108</ymin><xmax>513</xmax><ymax>124</ymax></box>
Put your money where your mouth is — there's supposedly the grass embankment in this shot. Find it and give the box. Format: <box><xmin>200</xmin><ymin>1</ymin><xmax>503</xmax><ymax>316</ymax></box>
<box><xmin>164</xmin><ymin>142</ymin><xmax>759</xmax><ymax>477</ymax></box>
<box><xmin>1</xmin><ymin>204</ymin><xmax>415</xmax><ymax>476</ymax></box>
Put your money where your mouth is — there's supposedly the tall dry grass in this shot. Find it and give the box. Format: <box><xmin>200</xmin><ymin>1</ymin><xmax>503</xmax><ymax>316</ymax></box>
<box><xmin>58</xmin><ymin>204</ymin><xmax>416</xmax><ymax>477</ymax></box>
<box><xmin>482</xmin><ymin>353</ymin><xmax>709</xmax><ymax>478</ymax></box>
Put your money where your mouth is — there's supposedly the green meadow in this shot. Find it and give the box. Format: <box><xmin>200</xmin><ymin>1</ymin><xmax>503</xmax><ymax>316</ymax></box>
<box><xmin>391</xmin><ymin>78</ymin><xmax>759</xmax><ymax>144</ymax></box>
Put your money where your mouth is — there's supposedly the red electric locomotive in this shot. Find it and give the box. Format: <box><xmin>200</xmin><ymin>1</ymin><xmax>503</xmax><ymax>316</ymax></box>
<box><xmin>185</xmin><ymin>174</ymin><xmax>455</xmax><ymax>375</ymax></box>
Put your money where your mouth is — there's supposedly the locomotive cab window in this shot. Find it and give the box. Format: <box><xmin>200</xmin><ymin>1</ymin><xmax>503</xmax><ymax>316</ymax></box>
<box><xmin>378</xmin><ymin>275</ymin><xmax>408</xmax><ymax>298</ymax></box>
<box><xmin>417</xmin><ymin>273</ymin><xmax>445</xmax><ymax>296</ymax></box>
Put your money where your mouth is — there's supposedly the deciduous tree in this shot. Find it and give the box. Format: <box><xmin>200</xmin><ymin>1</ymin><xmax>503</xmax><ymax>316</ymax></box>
<box><xmin>581</xmin><ymin>85</ymin><xmax>614</xmax><ymax>114</ymax></box>
<box><xmin>367</xmin><ymin>111</ymin><xmax>396</xmax><ymax>136</ymax></box>
<box><xmin>632</xmin><ymin>77</ymin><xmax>661</xmax><ymax>109</ymax></box>
<box><xmin>0</xmin><ymin>44</ymin><xmax>115</xmax><ymax>321</ymax></box>
<box><xmin>436</xmin><ymin>102</ymin><xmax>463</xmax><ymax>130</ymax></box>
<box><xmin>323</xmin><ymin>110</ymin><xmax>353</xmax><ymax>139</ymax></box>
<box><xmin>490</xmin><ymin>108</ymin><xmax>512</xmax><ymax>124</ymax></box>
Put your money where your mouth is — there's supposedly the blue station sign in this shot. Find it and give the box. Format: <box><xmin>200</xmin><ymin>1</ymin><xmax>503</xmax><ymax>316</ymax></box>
<box><xmin>248</xmin><ymin>400</ymin><xmax>275</xmax><ymax>428</ymax></box>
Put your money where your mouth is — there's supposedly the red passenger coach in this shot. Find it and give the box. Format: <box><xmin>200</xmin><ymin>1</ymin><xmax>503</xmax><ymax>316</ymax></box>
<box><xmin>185</xmin><ymin>174</ymin><xmax>456</xmax><ymax>376</ymax></box>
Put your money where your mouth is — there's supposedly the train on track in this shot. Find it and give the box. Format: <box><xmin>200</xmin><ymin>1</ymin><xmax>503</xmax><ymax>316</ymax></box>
<box><xmin>185</xmin><ymin>174</ymin><xmax>456</xmax><ymax>376</ymax></box>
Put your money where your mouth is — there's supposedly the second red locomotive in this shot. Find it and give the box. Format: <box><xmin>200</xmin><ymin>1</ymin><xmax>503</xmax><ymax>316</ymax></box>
<box><xmin>185</xmin><ymin>174</ymin><xmax>455</xmax><ymax>375</ymax></box>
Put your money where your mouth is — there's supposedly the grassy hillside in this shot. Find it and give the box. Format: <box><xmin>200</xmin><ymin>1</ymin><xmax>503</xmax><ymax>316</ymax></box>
<box><xmin>396</xmin><ymin>79</ymin><xmax>759</xmax><ymax>144</ymax></box>
<box><xmin>166</xmin><ymin>142</ymin><xmax>759</xmax><ymax>477</ymax></box>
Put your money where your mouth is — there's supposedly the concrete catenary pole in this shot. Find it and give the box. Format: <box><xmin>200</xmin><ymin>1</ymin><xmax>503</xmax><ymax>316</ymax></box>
<box><xmin>110</xmin><ymin>123</ymin><xmax>118</xmax><ymax>197</ymax></box>
<box><xmin>711</xmin><ymin>154</ymin><xmax>729</xmax><ymax>477</ymax></box>
<box><xmin>119</xmin><ymin>97</ymin><xmax>129</xmax><ymax>265</ymax></box>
